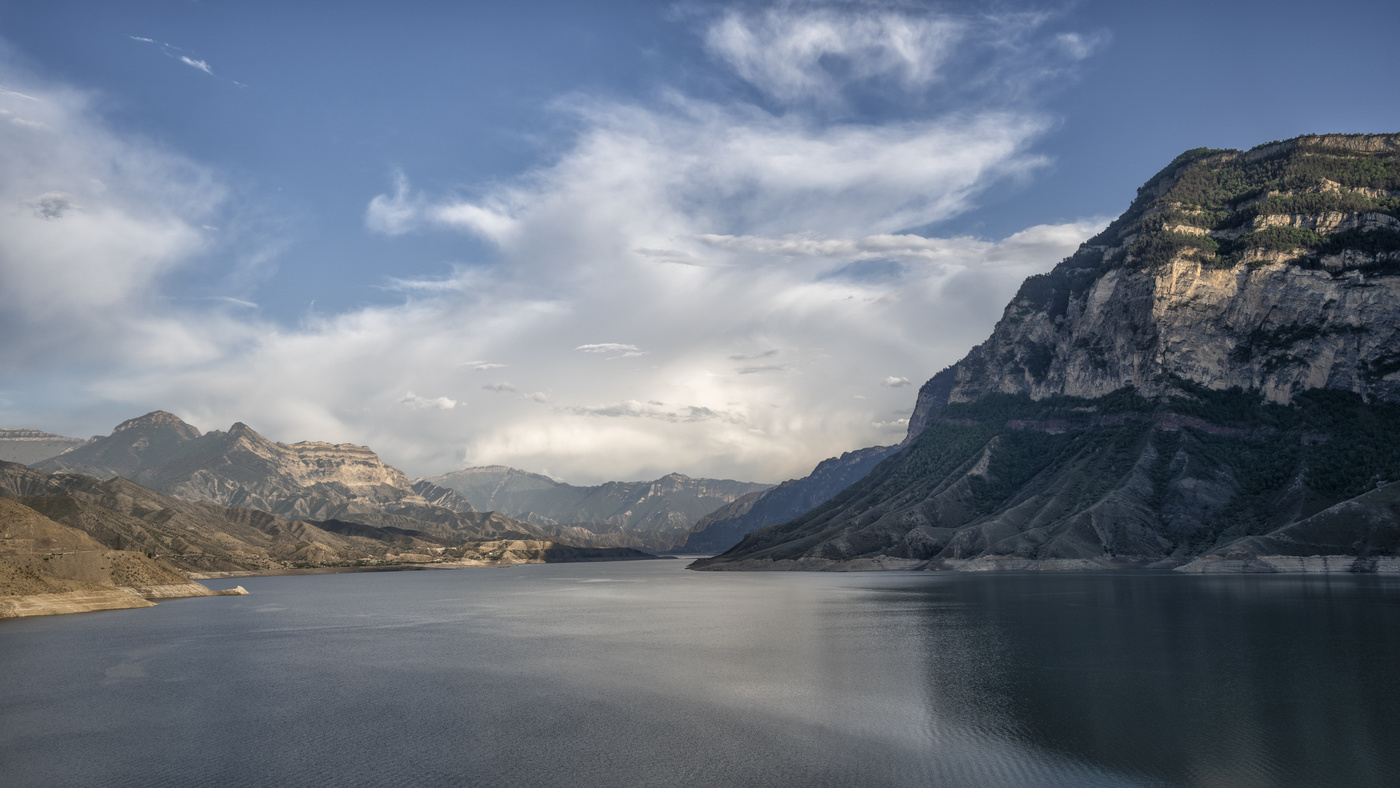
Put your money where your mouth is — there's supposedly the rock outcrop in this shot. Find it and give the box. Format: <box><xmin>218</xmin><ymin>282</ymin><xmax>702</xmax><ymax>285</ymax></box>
<box><xmin>698</xmin><ymin>133</ymin><xmax>1400</xmax><ymax>573</ymax></box>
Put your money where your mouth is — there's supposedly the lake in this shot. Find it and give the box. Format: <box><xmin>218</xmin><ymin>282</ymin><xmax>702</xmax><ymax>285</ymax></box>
<box><xmin>2</xmin><ymin>559</ymin><xmax>1399</xmax><ymax>787</ymax></box>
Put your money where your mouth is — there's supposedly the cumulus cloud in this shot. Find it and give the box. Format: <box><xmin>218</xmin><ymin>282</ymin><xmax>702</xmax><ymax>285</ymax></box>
<box><xmin>883</xmin><ymin>376</ymin><xmax>910</xmax><ymax>388</ymax></box>
<box><xmin>3</xmin><ymin>6</ymin><xmax>1107</xmax><ymax>485</ymax></box>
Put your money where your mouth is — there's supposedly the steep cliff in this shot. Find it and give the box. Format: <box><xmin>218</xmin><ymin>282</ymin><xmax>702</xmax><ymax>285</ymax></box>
<box><xmin>699</xmin><ymin>133</ymin><xmax>1400</xmax><ymax>572</ymax></box>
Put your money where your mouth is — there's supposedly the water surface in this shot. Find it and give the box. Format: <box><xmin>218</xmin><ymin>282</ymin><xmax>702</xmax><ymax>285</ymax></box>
<box><xmin>2</xmin><ymin>560</ymin><xmax>1398</xmax><ymax>787</ymax></box>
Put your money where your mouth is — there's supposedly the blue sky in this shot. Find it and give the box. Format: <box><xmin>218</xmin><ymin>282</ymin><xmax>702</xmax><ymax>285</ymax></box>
<box><xmin>2</xmin><ymin>0</ymin><xmax>1399</xmax><ymax>483</ymax></box>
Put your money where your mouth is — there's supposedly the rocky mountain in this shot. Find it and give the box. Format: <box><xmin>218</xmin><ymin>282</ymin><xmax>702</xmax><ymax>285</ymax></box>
<box><xmin>679</xmin><ymin>445</ymin><xmax>898</xmax><ymax>554</ymax></box>
<box><xmin>0</xmin><ymin>496</ymin><xmax>239</xmax><ymax>619</ymax></box>
<box><xmin>697</xmin><ymin>133</ymin><xmax>1400</xmax><ymax>573</ymax></box>
<box><xmin>0</xmin><ymin>461</ymin><xmax>656</xmax><ymax>582</ymax></box>
<box><xmin>424</xmin><ymin>466</ymin><xmax>771</xmax><ymax>550</ymax></box>
<box><xmin>0</xmin><ymin>428</ymin><xmax>89</xmax><ymax>466</ymax></box>
<box><xmin>32</xmin><ymin>412</ymin><xmax>550</xmax><ymax>543</ymax></box>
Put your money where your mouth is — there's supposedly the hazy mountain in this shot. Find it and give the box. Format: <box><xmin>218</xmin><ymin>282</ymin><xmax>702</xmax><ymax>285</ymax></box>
<box><xmin>32</xmin><ymin>411</ymin><xmax>557</xmax><ymax>543</ymax></box>
<box><xmin>697</xmin><ymin>133</ymin><xmax>1400</xmax><ymax>573</ymax></box>
<box><xmin>0</xmin><ymin>461</ymin><xmax>656</xmax><ymax>581</ymax></box>
<box><xmin>679</xmin><ymin>445</ymin><xmax>898</xmax><ymax>554</ymax></box>
<box><xmin>0</xmin><ymin>428</ymin><xmax>90</xmax><ymax>466</ymax></box>
<box><xmin>423</xmin><ymin>466</ymin><xmax>771</xmax><ymax>550</ymax></box>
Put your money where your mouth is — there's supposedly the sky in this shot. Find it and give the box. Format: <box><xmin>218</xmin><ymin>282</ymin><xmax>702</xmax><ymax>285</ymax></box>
<box><xmin>2</xmin><ymin>0</ymin><xmax>1399</xmax><ymax>484</ymax></box>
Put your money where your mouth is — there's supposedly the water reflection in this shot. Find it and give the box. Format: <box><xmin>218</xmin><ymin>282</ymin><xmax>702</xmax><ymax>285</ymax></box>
<box><xmin>867</xmin><ymin>573</ymin><xmax>1400</xmax><ymax>787</ymax></box>
<box><xmin>1</xmin><ymin>565</ymin><xmax>1397</xmax><ymax>787</ymax></box>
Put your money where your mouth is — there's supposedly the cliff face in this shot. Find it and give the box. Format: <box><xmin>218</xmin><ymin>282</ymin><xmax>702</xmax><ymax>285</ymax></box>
<box><xmin>699</xmin><ymin>133</ymin><xmax>1400</xmax><ymax>573</ymax></box>
<box><xmin>425</xmin><ymin>466</ymin><xmax>771</xmax><ymax>550</ymax></box>
<box><xmin>913</xmin><ymin>134</ymin><xmax>1400</xmax><ymax>417</ymax></box>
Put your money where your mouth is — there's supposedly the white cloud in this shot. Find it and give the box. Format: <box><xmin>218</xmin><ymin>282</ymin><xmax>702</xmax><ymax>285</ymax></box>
<box><xmin>179</xmin><ymin>56</ymin><xmax>213</xmax><ymax>75</ymax></box>
<box><xmin>400</xmin><ymin>391</ymin><xmax>458</xmax><ymax>410</ymax></box>
<box><xmin>0</xmin><ymin>71</ymin><xmax>223</xmax><ymax>367</ymax></box>
<box><xmin>576</xmin><ymin>343</ymin><xmax>648</xmax><ymax>359</ymax></box>
<box><xmin>3</xmin><ymin>8</ymin><xmax>1106</xmax><ymax>485</ymax></box>
<box><xmin>883</xmin><ymin>376</ymin><xmax>910</xmax><ymax>388</ymax></box>
<box><xmin>704</xmin><ymin>7</ymin><xmax>964</xmax><ymax>104</ymax></box>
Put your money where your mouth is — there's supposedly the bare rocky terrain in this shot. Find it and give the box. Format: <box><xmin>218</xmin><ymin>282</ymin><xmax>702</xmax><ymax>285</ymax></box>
<box><xmin>697</xmin><ymin>133</ymin><xmax>1400</xmax><ymax>573</ymax></box>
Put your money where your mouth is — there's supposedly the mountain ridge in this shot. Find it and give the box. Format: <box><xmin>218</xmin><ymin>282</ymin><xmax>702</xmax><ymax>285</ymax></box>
<box><xmin>697</xmin><ymin>132</ymin><xmax>1400</xmax><ymax>573</ymax></box>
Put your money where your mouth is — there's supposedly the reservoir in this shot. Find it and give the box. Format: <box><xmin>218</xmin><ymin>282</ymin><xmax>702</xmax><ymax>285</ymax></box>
<box><xmin>2</xmin><ymin>560</ymin><xmax>1398</xmax><ymax>787</ymax></box>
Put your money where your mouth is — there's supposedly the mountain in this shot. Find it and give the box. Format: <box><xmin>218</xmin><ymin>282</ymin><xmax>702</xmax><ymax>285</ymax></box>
<box><xmin>0</xmin><ymin>496</ymin><xmax>239</xmax><ymax>619</ymax></box>
<box><xmin>0</xmin><ymin>428</ymin><xmax>90</xmax><ymax>466</ymax></box>
<box><xmin>697</xmin><ymin>133</ymin><xmax>1400</xmax><ymax>573</ymax></box>
<box><xmin>679</xmin><ymin>445</ymin><xmax>898</xmax><ymax>554</ymax></box>
<box><xmin>423</xmin><ymin>466</ymin><xmax>771</xmax><ymax>550</ymax></box>
<box><xmin>33</xmin><ymin>412</ymin><xmax>553</xmax><ymax>543</ymax></box>
<box><xmin>0</xmin><ymin>461</ymin><xmax>657</xmax><ymax>579</ymax></box>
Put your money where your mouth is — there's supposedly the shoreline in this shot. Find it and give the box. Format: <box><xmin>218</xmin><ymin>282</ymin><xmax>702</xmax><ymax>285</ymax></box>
<box><xmin>691</xmin><ymin>554</ymin><xmax>1400</xmax><ymax>574</ymax></box>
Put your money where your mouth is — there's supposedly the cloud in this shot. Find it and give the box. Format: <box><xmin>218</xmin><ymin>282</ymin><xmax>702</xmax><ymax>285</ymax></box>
<box><xmin>26</xmin><ymin>191</ymin><xmax>78</xmax><ymax>219</ymax></box>
<box><xmin>704</xmin><ymin>7</ymin><xmax>964</xmax><ymax>104</ymax></box>
<box><xmin>0</xmin><ymin>70</ymin><xmax>224</xmax><ymax>367</ymax></box>
<box><xmin>736</xmin><ymin>364</ymin><xmax>790</xmax><ymax>375</ymax></box>
<box><xmin>3</xmin><ymin>8</ymin><xmax>1106</xmax><ymax>485</ymax></box>
<box><xmin>576</xmin><ymin>343</ymin><xmax>647</xmax><ymax>359</ymax></box>
<box><xmin>400</xmin><ymin>391</ymin><xmax>458</xmax><ymax>410</ymax></box>
<box><xmin>729</xmin><ymin>349</ymin><xmax>778</xmax><ymax>361</ymax></box>
<box><xmin>482</xmin><ymin>382</ymin><xmax>518</xmax><ymax>392</ymax></box>
<box><xmin>364</xmin><ymin>170</ymin><xmax>420</xmax><ymax>235</ymax></box>
<box><xmin>179</xmin><ymin>56</ymin><xmax>213</xmax><ymax>75</ymax></box>
<box><xmin>883</xmin><ymin>376</ymin><xmax>910</xmax><ymax>388</ymax></box>
<box><xmin>563</xmin><ymin>400</ymin><xmax>741</xmax><ymax>424</ymax></box>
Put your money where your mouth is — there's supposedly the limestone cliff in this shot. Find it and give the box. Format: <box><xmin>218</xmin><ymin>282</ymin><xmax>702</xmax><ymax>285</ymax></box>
<box><xmin>699</xmin><ymin>133</ymin><xmax>1400</xmax><ymax>573</ymax></box>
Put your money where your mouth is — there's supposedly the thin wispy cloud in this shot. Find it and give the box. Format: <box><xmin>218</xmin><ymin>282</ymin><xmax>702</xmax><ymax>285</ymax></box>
<box><xmin>129</xmin><ymin>36</ymin><xmax>233</xmax><ymax>83</ymax></box>
<box><xmin>576</xmin><ymin>343</ymin><xmax>648</xmax><ymax>359</ymax></box>
<box><xmin>179</xmin><ymin>56</ymin><xmax>213</xmax><ymax>75</ymax></box>
<box><xmin>883</xmin><ymin>376</ymin><xmax>910</xmax><ymax>388</ymax></box>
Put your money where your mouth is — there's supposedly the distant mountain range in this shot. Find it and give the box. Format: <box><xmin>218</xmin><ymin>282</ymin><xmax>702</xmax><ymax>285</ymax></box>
<box><xmin>678</xmin><ymin>445</ymin><xmax>898</xmax><ymax>554</ymax></box>
<box><xmin>698</xmin><ymin>133</ymin><xmax>1400</xmax><ymax>573</ymax></box>
<box><xmin>423</xmin><ymin>466</ymin><xmax>770</xmax><ymax>551</ymax></box>
<box><xmin>33</xmin><ymin>411</ymin><xmax>531</xmax><ymax>542</ymax></box>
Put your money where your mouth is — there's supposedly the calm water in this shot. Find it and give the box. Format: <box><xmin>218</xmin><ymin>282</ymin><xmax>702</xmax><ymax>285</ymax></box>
<box><xmin>2</xmin><ymin>560</ymin><xmax>1399</xmax><ymax>787</ymax></box>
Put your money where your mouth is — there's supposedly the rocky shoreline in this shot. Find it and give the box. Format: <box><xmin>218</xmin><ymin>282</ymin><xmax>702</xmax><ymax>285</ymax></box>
<box><xmin>0</xmin><ymin>583</ymin><xmax>247</xmax><ymax>620</ymax></box>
